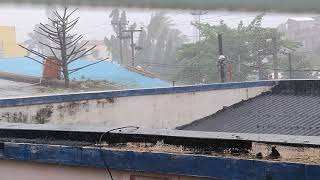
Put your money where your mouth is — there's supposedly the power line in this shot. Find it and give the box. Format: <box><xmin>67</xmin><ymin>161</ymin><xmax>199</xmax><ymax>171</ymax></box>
<box><xmin>174</xmin><ymin>14</ymin><xmax>243</xmax><ymax>25</ymax></box>
<box><xmin>228</xmin><ymin>60</ymin><xmax>320</xmax><ymax>72</ymax></box>
<box><xmin>140</xmin><ymin>61</ymin><xmax>220</xmax><ymax>70</ymax></box>
<box><xmin>185</xmin><ymin>32</ymin><xmax>282</xmax><ymax>39</ymax></box>
<box><xmin>147</xmin><ymin>60</ymin><xmax>320</xmax><ymax>78</ymax></box>
<box><xmin>204</xmin><ymin>15</ymin><xmax>258</xmax><ymax>23</ymax></box>
<box><xmin>177</xmin><ymin>15</ymin><xmax>258</xmax><ymax>25</ymax></box>
<box><xmin>140</xmin><ymin>62</ymin><xmax>197</xmax><ymax>68</ymax></box>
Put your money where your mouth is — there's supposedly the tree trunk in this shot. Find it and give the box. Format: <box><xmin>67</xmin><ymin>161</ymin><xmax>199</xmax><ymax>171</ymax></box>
<box><xmin>64</xmin><ymin>74</ymin><xmax>70</xmax><ymax>88</ymax></box>
<box><xmin>62</xmin><ymin>66</ymin><xmax>69</xmax><ymax>88</ymax></box>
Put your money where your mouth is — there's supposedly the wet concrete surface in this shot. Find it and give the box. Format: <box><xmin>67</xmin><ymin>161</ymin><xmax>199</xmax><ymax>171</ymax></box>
<box><xmin>0</xmin><ymin>79</ymin><xmax>45</xmax><ymax>98</ymax></box>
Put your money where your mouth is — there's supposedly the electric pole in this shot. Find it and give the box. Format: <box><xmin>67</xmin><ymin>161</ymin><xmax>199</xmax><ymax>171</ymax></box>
<box><xmin>191</xmin><ymin>11</ymin><xmax>208</xmax><ymax>42</ymax></box>
<box><xmin>122</xmin><ymin>28</ymin><xmax>142</xmax><ymax>67</ymax></box>
<box><xmin>272</xmin><ymin>37</ymin><xmax>279</xmax><ymax>79</ymax></box>
<box><xmin>288</xmin><ymin>52</ymin><xmax>292</xmax><ymax>79</ymax></box>
<box><xmin>257</xmin><ymin>49</ymin><xmax>263</xmax><ymax>80</ymax></box>
<box><xmin>218</xmin><ymin>34</ymin><xmax>226</xmax><ymax>83</ymax></box>
<box><xmin>111</xmin><ymin>20</ymin><xmax>128</xmax><ymax>64</ymax></box>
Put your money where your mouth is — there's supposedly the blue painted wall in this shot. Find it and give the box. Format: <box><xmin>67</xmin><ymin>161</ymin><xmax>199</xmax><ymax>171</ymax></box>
<box><xmin>2</xmin><ymin>142</ymin><xmax>320</xmax><ymax>180</ymax></box>
<box><xmin>0</xmin><ymin>57</ymin><xmax>170</xmax><ymax>88</ymax></box>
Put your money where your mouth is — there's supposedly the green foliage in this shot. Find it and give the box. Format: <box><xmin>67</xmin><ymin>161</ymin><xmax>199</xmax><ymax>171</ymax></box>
<box><xmin>135</xmin><ymin>13</ymin><xmax>186</xmax><ymax>77</ymax></box>
<box><xmin>279</xmin><ymin>52</ymin><xmax>319</xmax><ymax>79</ymax></box>
<box><xmin>175</xmin><ymin>14</ymin><xmax>314</xmax><ymax>84</ymax></box>
<box><xmin>105</xmin><ymin>10</ymin><xmax>186</xmax><ymax>74</ymax></box>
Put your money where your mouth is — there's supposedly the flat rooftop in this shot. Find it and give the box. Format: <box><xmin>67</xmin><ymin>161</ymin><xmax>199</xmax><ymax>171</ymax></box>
<box><xmin>0</xmin><ymin>123</ymin><xmax>320</xmax><ymax>180</ymax></box>
<box><xmin>0</xmin><ymin>79</ymin><xmax>44</xmax><ymax>98</ymax></box>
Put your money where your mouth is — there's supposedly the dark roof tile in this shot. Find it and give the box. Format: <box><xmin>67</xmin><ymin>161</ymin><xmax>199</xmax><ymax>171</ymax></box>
<box><xmin>179</xmin><ymin>87</ymin><xmax>320</xmax><ymax>136</ymax></box>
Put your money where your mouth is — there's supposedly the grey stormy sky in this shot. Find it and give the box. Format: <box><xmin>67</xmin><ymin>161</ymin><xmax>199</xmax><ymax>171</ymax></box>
<box><xmin>0</xmin><ymin>4</ymin><xmax>316</xmax><ymax>43</ymax></box>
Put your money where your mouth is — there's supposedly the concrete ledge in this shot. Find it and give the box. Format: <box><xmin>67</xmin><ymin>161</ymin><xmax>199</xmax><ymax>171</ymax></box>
<box><xmin>0</xmin><ymin>123</ymin><xmax>319</xmax><ymax>147</ymax></box>
<box><xmin>2</xmin><ymin>142</ymin><xmax>320</xmax><ymax>180</ymax></box>
<box><xmin>0</xmin><ymin>71</ymin><xmax>77</xmax><ymax>88</ymax></box>
<box><xmin>0</xmin><ymin>80</ymin><xmax>274</xmax><ymax>107</ymax></box>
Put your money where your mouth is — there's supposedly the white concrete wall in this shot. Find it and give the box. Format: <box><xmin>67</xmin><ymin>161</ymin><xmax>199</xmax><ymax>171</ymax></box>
<box><xmin>0</xmin><ymin>159</ymin><xmax>213</xmax><ymax>180</ymax></box>
<box><xmin>0</xmin><ymin>86</ymin><xmax>271</xmax><ymax>129</ymax></box>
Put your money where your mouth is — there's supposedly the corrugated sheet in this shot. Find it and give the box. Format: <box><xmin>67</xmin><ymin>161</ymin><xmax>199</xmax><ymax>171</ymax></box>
<box><xmin>180</xmin><ymin>81</ymin><xmax>320</xmax><ymax>136</ymax></box>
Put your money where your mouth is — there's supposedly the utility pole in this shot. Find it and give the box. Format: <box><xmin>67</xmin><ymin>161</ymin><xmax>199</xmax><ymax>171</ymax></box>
<box><xmin>257</xmin><ymin>49</ymin><xmax>263</xmax><ymax>80</ymax></box>
<box><xmin>218</xmin><ymin>34</ymin><xmax>226</xmax><ymax>83</ymax></box>
<box><xmin>111</xmin><ymin>20</ymin><xmax>128</xmax><ymax>64</ymax></box>
<box><xmin>191</xmin><ymin>11</ymin><xmax>208</xmax><ymax>42</ymax></box>
<box><xmin>122</xmin><ymin>28</ymin><xmax>142</xmax><ymax>67</ymax></box>
<box><xmin>288</xmin><ymin>52</ymin><xmax>292</xmax><ymax>79</ymax></box>
<box><xmin>272</xmin><ymin>37</ymin><xmax>279</xmax><ymax>79</ymax></box>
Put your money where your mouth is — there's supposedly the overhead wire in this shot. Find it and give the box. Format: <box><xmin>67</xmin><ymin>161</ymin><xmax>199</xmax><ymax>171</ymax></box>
<box><xmin>177</xmin><ymin>15</ymin><xmax>259</xmax><ymax>25</ymax></box>
<box><xmin>98</xmin><ymin>126</ymin><xmax>140</xmax><ymax>180</ymax></box>
<box><xmin>173</xmin><ymin>15</ymin><xmax>227</xmax><ymax>24</ymax></box>
<box><xmin>227</xmin><ymin>59</ymin><xmax>320</xmax><ymax>72</ymax></box>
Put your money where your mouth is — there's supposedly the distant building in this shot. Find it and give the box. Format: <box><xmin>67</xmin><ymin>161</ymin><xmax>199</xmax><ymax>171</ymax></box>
<box><xmin>0</xmin><ymin>26</ymin><xmax>26</xmax><ymax>57</ymax></box>
<box><xmin>278</xmin><ymin>17</ymin><xmax>320</xmax><ymax>51</ymax></box>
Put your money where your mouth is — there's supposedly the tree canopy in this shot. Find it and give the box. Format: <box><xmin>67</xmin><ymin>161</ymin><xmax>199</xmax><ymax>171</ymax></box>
<box><xmin>174</xmin><ymin>14</ymin><xmax>315</xmax><ymax>84</ymax></box>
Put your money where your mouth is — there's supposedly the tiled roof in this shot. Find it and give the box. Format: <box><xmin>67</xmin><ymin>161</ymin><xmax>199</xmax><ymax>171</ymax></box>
<box><xmin>179</xmin><ymin>80</ymin><xmax>320</xmax><ymax>136</ymax></box>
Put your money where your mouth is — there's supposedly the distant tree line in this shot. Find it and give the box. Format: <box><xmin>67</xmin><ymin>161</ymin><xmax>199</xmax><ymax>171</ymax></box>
<box><xmin>174</xmin><ymin>14</ymin><xmax>316</xmax><ymax>84</ymax></box>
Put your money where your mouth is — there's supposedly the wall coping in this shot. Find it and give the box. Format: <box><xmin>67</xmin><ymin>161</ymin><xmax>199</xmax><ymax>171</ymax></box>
<box><xmin>2</xmin><ymin>142</ymin><xmax>319</xmax><ymax>179</ymax></box>
<box><xmin>0</xmin><ymin>80</ymin><xmax>274</xmax><ymax>108</ymax></box>
<box><xmin>0</xmin><ymin>123</ymin><xmax>319</xmax><ymax>147</ymax></box>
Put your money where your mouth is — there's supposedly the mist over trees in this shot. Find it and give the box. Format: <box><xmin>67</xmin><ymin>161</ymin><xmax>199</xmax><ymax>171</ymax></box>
<box><xmin>104</xmin><ymin>10</ymin><xmax>186</xmax><ymax>76</ymax></box>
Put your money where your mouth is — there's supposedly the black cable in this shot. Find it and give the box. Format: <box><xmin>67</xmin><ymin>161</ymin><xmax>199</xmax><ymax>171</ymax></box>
<box><xmin>98</xmin><ymin>126</ymin><xmax>140</xmax><ymax>180</ymax></box>
<box><xmin>228</xmin><ymin>60</ymin><xmax>320</xmax><ymax>72</ymax></box>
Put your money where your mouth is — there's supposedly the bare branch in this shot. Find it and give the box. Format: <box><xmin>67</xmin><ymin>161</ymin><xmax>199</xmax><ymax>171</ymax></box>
<box><xmin>19</xmin><ymin>44</ymin><xmax>47</xmax><ymax>59</ymax></box>
<box><xmin>25</xmin><ymin>56</ymin><xmax>62</xmax><ymax>72</ymax></box>
<box><xmin>36</xmin><ymin>28</ymin><xmax>59</xmax><ymax>38</ymax></box>
<box><xmin>66</xmin><ymin>17</ymin><xmax>79</xmax><ymax>25</ymax></box>
<box><xmin>25</xmin><ymin>56</ymin><xmax>45</xmax><ymax>65</ymax></box>
<box><xmin>54</xmin><ymin>22</ymin><xmax>63</xmax><ymax>47</ymax></box>
<box><xmin>66</xmin><ymin>35</ymin><xmax>83</xmax><ymax>48</ymax></box>
<box><xmin>38</xmin><ymin>28</ymin><xmax>58</xmax><ymax>37</ymax></box>
<box><xmin>34</xmin><ymin>30</ymin><xmax>59</xmax><ymax>43</ymax></box>
<box><xmin>68</xmin><ymin>59</ymin><xmax>107</xmax><ymax>74</ymax></box>
<box><xmin>49</xmin><ymin>48</ymin><xmax>60</xmax><ymax>64</ymax></box>
<box><xmin>53</xmin><ymin>11</ymin><xmax>63</xmax><ymax>21</ymax></box>
<box><xmin>66</xmin><ymin>45</ymin><xmax>77</xmax><ymax>60</ymax></box>
<box><xmin>68</xmin><ymin>45</ymin><xmax>97</xmax><ymax>64</ymax></box>
<box><xmin>39</xmin><ymin>42</ymin><xmax>61</xmax><ymax>50</ymax></box>
<box><xmin>66</xmin><ymin>41</ymin><xmax>88</xmax><ymax>59</ymax></box>
<box><xmin>67</xmin><ymin>48</ymin><xmax>87</xmax><ymax>62</ymax></box>
<box><xmin>66</xmin><ymin>8</ymin><xmax>79</xmax><ymax>19</ymax></box>
<box><xmin>47</xmin><ymin>35</ymin><xmax>61</xmax><ymax>45</ymax></box>
<box><xmin>65</xmin><ymin>20</ymin><xmax>78</xmax><ymax>32</ymax></box>
<box><xmin>39</xmin><ymin>23</ymin><xmax>60</xmax><ymax>34</ymax></box>
<box><xmin>69</xmin><ymin>48</ymin><xmax>87</xmax><ymax>58</ymax></box>
<box><xmin>63</xmin><ymin>6</ymin><xmax>68</xmax><ymax>19</ymax></box>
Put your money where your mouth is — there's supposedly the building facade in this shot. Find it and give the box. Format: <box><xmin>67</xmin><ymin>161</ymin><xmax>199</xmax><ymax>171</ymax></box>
<box><xmin>0</xmin><ymin>26</ymin><xmax>26</xmax><ymax>58</ymax></box>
